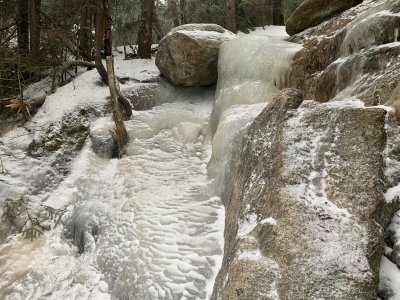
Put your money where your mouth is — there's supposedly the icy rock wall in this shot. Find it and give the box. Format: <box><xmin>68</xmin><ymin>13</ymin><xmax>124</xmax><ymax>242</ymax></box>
<box><xmin>211</xmin><ymin>90</ymin><xmax>394</xmax><ymax>300</ymax></box>
<box><xmin>288</xmin><ymin>0</ymin><xmax>400</xmax><ymax>105</ymax></box>
<box><xmin>208</xmin><ymin>29</ymin><xmax>301</xmax><ymax>193</ymax></box>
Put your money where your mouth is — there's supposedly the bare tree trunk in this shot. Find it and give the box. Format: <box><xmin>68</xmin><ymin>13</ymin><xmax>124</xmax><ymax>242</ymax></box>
<box><xmin>273</xmin><ymin>0</ymin><xmax>284</xmax><ymax>25</ymax></box>
<box><xmin>179</xmin><ymin>0</ymin><xmax>186</xmax><ymax>25</ymax></box>
<box><xmin>138</xmin><ymin>0</ymin><xmax>155</xmax><ymax>59</ymax></box>
<box><xmin>17</xmin><ymin>0</ymin><xmax>29</xmax><ymax>55</ymax></box>
<box><xmin>226</xmin><ymin>0</ymin><xmax>236</xmax><ymax>33</ymax></box>
<box><xmin>106</xmin><ymin>56</ymin><xmax>128</xmax><ymax>158</ymax></box>
<box><xmin>168</xmin><ymin>0</ymin><xmax>179</xmax><ymax>27</ymax></box>
<box><xmin>264</xmin><ymin>0</ymin><xmax>273</xmax><ymax>25</ymax></box>
<box><xmin>79</xmin><ymin>0</ymin><xmax>93</xmax><ymax>61</ymax></box>
<box><xmin>95</xmin><ymin>0</ymin><xmax>132</xmax><ymax>118</ymax></box>
<box><xmin>94</xmin><ymin>4</ymin><xmax>109</xmax><ymax>84</ymax></box>
<box><xmin>103</xmin><ymin>0</ymin><xmax>112</xmax><ymax>56</ymax></box>
<box><xmin>29</xmin><ymin>0</ymin><xmax>41</xmax><ymax>58</ymax></box>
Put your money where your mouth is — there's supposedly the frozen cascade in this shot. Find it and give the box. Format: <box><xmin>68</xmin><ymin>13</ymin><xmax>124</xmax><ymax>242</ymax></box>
<box><xmin>208</xmin><ymin>27</ymin><xmax>301</xmax><ymax>192</ymax></box>
<box><xmin>0</xmin><ymin>27</ymin><xmax>302</xmax><ymax>300</ymax></box>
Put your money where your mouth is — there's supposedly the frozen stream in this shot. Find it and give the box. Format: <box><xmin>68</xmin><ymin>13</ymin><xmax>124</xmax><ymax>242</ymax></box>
<box><xmin>0</xmin><ymin>60</ymin><xmax>223</xmax><ymax>299</ymax></box>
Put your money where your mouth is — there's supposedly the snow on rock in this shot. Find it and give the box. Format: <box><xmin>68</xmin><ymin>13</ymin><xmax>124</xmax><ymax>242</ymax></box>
<box><xmin>156</xmin><ymin>23</ymin><xmax>235</xmax><ymax>87</ymax></box>
<box><xmin>379</xmin><ymin>256</ymin><xmax>400</xmax><ymax>300</ymax></box>
<box><xmin>211</xmin><ymin>89</ymin><xmax>393</xmax><ymax>300</ymax></box>
<box><xmin>288</xmin><ymin>0</ymin><xmax>400</xmax><ymax>105</ymax></box>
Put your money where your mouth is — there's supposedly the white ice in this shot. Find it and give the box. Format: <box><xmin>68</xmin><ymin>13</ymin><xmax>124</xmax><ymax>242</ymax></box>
<box><xmin>0</xmin><ymin>53</ymin><xmax>224</xmax><ymax>300</ymax></box>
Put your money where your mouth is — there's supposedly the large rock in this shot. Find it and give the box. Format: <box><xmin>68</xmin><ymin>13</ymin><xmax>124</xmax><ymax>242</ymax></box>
<box><xmin>288</xmin><ymin>1</ymin><xmax>400</xmax><ymax>105</ymax></box>
<box><xmin>211</xmin><ymin>89</ymin><xmax>399</xmax><ymax>299</ymax></box>
<box><xmin>155</xmin><ymin>24</ymin><xmax>235</xmax><ymax>86</ymax></box>
<box><xmin>286</xmin><ymin>0</ymin><xmax>357</xmax><ymax>35</ymax></box>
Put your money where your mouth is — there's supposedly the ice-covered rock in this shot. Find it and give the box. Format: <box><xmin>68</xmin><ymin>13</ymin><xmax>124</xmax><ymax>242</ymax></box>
<box><xmin>155</xmin><ymin>24</ymin><xmax>235</xmax><ymax>87</ymax></box>
<box><xmin>90</xmin><ymin>119</ymin><xmax>115</xmax><ymax>159</ymax></box>
<box><xmin>285</xmin><ymin>0</ymin><xmax>357</xmax><ymax>36</ymax></box>
<box><xmin>212</xmin><ymin>89</ymin><xmax>399</xmax><ymax>299</ymax></box>
<box><xmin>289</xmin><ymin>0</ymin><xmax>400</xmax><ymax>105</ymax></box>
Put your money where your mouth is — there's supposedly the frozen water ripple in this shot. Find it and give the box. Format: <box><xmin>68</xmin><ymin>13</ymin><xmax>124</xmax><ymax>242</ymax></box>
<box><xmin>0</xmin><ymin>101</ymin><xmax>224</xmax><ymax>300</ymax></box>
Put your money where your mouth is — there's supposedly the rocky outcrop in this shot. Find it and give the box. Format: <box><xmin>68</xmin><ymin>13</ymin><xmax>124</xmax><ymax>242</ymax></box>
<box><xmin>155</xmin><ymin>24</ymin><xmax>235</xmax><ymax>87</ymax></box>
<box><xmin>212</xmin><ymin>89</ymin><xmax>399</xmax><ymax>300</ymax></box>
<box><xmin>285</xmin><ymin>0</ymin><xmax>357</xmax><ymax>36</ymax></box>
<box><xmin>288</xmin><ymin>0</ymin><xmax>400</xmax><ymax>105</ymax></box>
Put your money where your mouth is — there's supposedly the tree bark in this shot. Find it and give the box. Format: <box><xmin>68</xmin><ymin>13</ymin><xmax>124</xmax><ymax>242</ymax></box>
<box><xmin>96</xmin><ymin>0</ymin><xmax>132</xmax><ymax>118</ymax></box>
<box><xmin>29</xmin><ymin>0</ymin><xmax>41</xmax><ymax>58</ymax></box>
<box><xmin>226</xmin><ymin>0</ymin><xmax>236</xmax><ymax>33</ymax></box>
<box><xmin>179</xmin><ymin>0</ymin><xmax>186</xmax><ymax>25</ymax></box>
<box><xmin>106</xmin><ymin>56</ymin><xmax>128</xmax><ymax>158</ymax></box>
<box><xmin>94</xmin><ymin>4</ymin><xmax>109</xmax><ymax>84</ymax></box>
<box><xmin>17</xmin><ymin>0</ymin><xmax>29</xmax><ymax>55</ymax></box>
<box><xmin>273</xmin><ymin>0</ymin><xmax>284</xmax><ymax>25</ymax></box>
<box><xmin>138</xmin><ymin>0</ymin><xmax>155</xmax><ymax>59</ymax></box>
<box><xmin>167</xmin><ymin>0</ymin><xmax>179</xmax><ymax>27</ymax></box>
<box><xmin>103</xmin><ymin>0</ymin><xmax>112</xmax><ymax>56</ymax></box>
<box><xmin>79</xmin><ymin>0</ymin><xmax>93</xmax><ymax>61</ymax></box>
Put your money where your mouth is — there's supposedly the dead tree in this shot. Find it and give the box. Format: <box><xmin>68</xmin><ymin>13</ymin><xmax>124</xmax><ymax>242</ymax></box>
<box><xmin>106</xmin><ymin>56</ymin><xmax>128</xmax><ymax>158</ymax></box>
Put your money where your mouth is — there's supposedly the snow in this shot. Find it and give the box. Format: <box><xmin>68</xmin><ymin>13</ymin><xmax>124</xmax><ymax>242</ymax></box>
<box><xmin>2</xmin><ymin>50</ymin><xmax>159</xmax><ymax>150</ymax></box>
<box><xmin>260</xmin><ymin>217</ymin><xmax>276</xmax><ymax>226</ymax></box>
<box><xmin>173</xmin><ymin>30</ymin><xmax>235</xmax><ymax>41</ymax></box>
<box><xmin>379</xmin><ymin>256</ymin><xmax>400</xmax><ymax>300</ymax></box>
<box><xmin>238</xmin><ymin>25</ymin><xmax>290</xmax><ymax>39</ymax></box>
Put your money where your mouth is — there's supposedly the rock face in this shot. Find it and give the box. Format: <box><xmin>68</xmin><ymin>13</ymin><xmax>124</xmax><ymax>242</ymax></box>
<box><xmin>288</xmin><ymin>0</ymin><xmax>400</xmax><ymax>105</ymax></box>
<box><xmin>286</xmin><ymin>0</ymin><xmax>355</xmax><ymax>35</ymax></box>
<box><xmin>211</xmin><ymin>89</ymin><xmax>398</xmax><ymax>300</ymax></box>
<box><xmin>155</xmin><ymin>24</ymin><xmax>235</xmax><ymax>86</ymax></box>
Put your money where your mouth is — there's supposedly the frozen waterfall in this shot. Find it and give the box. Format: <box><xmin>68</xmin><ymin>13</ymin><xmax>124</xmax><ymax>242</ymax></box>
<box><xmin>208</xmin><ymin>27</ymin><xmax>301</xmax><ymax>193</ymax></box>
